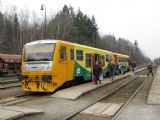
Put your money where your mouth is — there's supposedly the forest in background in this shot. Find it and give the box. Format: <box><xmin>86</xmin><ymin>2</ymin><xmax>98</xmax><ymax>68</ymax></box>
<box><xmin>0</xmin><ymin>5</ymin><xmax>151</xmax><ymax>64</ymax></box>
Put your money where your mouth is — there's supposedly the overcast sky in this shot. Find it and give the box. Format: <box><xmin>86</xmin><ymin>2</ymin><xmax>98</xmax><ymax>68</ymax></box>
<box><xmin>1</xmin><ymin>0</ymin><xmax>160</xmax><ymax>59</ymax></box>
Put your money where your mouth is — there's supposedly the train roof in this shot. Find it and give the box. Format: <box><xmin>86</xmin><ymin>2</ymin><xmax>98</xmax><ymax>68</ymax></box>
<box><xmin>25</xmin><ymin>40</ymin><xmax>131</xmax><ymax>56</ymax></box>
<box><xmin>25</xmin><ymin>40</ymin><xmax>112</xmax><ymax>54</ymax></box>
<box><xmin>59</xmin><ymin>40</ymin><xmax>112</xmax><ymax>54</ymax></box>
<box><xmin>25</xmin><ymin>40</ymin><xmax>57</xmax><ymax>46</ymax></box>
<box><xmin>113</xmin><ymin>52</ymin><xmax>129</xmax><ymax>58</ymax></box>
<box><xmin>0</xmin><ymin>54</ymin><xmax>21</xmax><ymax>63</ymax></box>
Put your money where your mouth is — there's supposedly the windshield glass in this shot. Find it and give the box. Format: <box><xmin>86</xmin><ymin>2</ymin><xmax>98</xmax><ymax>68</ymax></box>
<box><xmin>24</xmin><ymin>43</ymin><xmax>55</xmax><ymax>62</ymax></box>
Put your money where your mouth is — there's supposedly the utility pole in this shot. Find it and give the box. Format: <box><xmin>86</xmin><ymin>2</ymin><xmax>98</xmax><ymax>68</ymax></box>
<box><xmin>41</xmin><ymin>4</ymin><xmax>47</xmax><ymax>38</ymax></box>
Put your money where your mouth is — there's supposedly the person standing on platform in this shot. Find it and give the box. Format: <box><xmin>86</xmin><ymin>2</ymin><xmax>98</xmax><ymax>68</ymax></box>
<box><xmin>119</xmin><ymin>64</ymin><xmax>124</xmax><ymax>75</ymax></box>
<box><xmin>109</xmin><ymin>63</ymin><xmax>116</xmax><ymax>81</ymax></box>
<box><xmin>98</xmin><ymin>61</ymin><xmax>103</xmax><ymax>83</ymax></box>
<box><xmin>131</xmin><ymin>62</ymin><xmax>136</xmax><ymax>75</ymax></box>
<box><xmin>147</xmin><ymin>63</ymin><xmax>154</xmax><ymax>77</ymax></box>
<box><xmin>93</xmin><ymin>61</ymin><xmax>101</xmax><ymax>84</ymax></box>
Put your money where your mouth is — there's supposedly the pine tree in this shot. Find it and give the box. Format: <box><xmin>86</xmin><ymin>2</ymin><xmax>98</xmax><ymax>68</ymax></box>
<box><xmin>0</xmin><ymin>11</ymin><xmax>4</xmax><ymax>53</ymax></box>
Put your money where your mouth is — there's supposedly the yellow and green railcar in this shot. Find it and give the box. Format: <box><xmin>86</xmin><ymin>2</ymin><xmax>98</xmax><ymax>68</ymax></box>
<box><xmin>18</xmin><ymin>40</ymin><xmax>128</xmax><ymax>92</ymax></box>
<box><xmin>112</xmin><ymin>53</ymin><xmax>130</xmax><ymax>73</ymax></box>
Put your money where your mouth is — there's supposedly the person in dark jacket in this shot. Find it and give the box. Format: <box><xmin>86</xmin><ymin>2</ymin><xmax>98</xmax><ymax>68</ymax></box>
<box><xmin>109</xmin><ymin>63</ymin><xmax>116</xmax><ymax>81</ymax></box>
<box><xmin>147</xmin><ymin>63</ymin><xmax>153</xmax><ymax>77</ymax></box>
<box><xmin>131</xmin><ymin>62</ymin><xmax>136</xmax><ymax>74</ymax></box>
<box><xmin>93</xmin><ymin>61</ymin><xmax>101</xmax><ymax>84</ymax></box>
<box><xmin>99</xmin><ymin>61</ymin><xmax>103</xmax><ymax>71</ymax></box>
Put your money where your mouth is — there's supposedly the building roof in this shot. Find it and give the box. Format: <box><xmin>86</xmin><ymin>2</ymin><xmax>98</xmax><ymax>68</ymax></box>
<box><xmin>0</xmin><ymin>54</ymin><xmax>21</xmax><ymax>63</ymax></box>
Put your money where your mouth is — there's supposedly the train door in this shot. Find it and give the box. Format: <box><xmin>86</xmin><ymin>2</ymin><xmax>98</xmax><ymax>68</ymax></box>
<box><xmin>91</xmin><ymin>54</ymin><xmax>94</xmax><ymax>74</ymax></box>
<box><xmin>91</xmin><ymin>53</ymin><xmax>100</xmax><ymax>74</ymax></box>
<box><xmin>115</xmin><ymin>55</ymin><xmax>118</xmax><ymax>64</ymax></box>
<box><xmin>59</xmin><ymin>45</ymin><xmax>68</xmax><ymax>81</ymax></box>
<box><xmin>112</xmin><ymin>54</ymin><xmax>117</xmax><ymax>64</ymax></box>
<box><xmin>91</xmin><ymin>54</ymin><xmax>99</xmax><ymax>72</ymax></box>
<box><xmin>94</xmin><ymin>54</ymin><xmax>100</xmax><ymax>65</ymax></box>
<box><xmin>67</xmin><ymin>46</ymin><xmax>75</xmax><ymax>80</ymax></box>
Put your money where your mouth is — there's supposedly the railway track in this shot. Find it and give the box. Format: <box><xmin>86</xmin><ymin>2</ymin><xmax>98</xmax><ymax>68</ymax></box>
<box><xmin>0</xmin><ymin>74</ymin><xmax>21</xmax><ymax>89</ymax></box>
<box><xmin>0</xmin><ymin>92</ymin><xmax>52</xmax><ymax>106</ymax></box>
<box><xmin>0</xmin><ymin>68</ymin><xmax>148</xmax><ymax>120</ymax></box>
<box><xmin>0</xmin><ymin>73</ymin><xmax>18</xmax><ymax>77</ymax></box>
<box><xmin>63</xmin><ymin>70</ymin><xmax>147</xmax><ymax>120</ymax></box>
<box><xmin>111</xmin><ymin>77</ymin><xmax>146</xmax><ymax>120</ymax></box>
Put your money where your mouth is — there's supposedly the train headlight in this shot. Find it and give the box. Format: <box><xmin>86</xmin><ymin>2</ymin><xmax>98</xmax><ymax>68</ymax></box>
<box><xmin>42</xmin><ymin>75</ymin><xmax>52</xmax><ymax>82</ymax></box>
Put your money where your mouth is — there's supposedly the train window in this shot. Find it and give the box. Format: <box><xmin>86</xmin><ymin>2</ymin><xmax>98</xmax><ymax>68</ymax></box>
<box><xmin>76</xmin><ymin>50</ymin><xmax>83</xmax><ymax>61</ymax></box>
<box><xmin>70</xmin><ymin>49</ymin><xmax>74</xmax><ymax>60</ymax></box>
<box><xmin>60</xmin><ymin>46</ymin><xmax>66</xmax><ymax>61</ymax></box>
<box><xmin>85</xmin><ymin>54</ymin><xmax>91</xmax><ymax>67</ymax></box>
<box><xmin>102</xmin><ymin>55</ymin><xmax>105</xmax><ymax>66</ymax></box>
<box><xmin>99</xmin><ymin>56</ymin><xmax>102</xmax><ymax>61</ymax></box>
<box><xmin>106</xmin><ymin>54</ymin><xmax>109</xmax><ymax>62</ymax></box>
<box><xmin>126</xmin><ymin>58</ymin><xmax>128</xmax><ymax>62</ymax></box>
<box><xmin>109</xmin><ymin>55</ymin><xmax>112</xmax><ymax>62</ymax></box>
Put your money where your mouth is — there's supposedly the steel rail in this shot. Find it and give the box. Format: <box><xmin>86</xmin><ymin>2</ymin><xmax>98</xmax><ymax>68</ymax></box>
<box><xmin>63</xmin><ymin>76</ymin><xmax>139</xmax><ymax>120</ymax></box>
<box><xmin>112</xmin><ymin>77</ymin><xmax>147</xmax><ymax>120</ymax></box>
<box><xmin>63</xmin><ymin>68</ymin><xmax>147</xmax><ymax>120</ymax></box>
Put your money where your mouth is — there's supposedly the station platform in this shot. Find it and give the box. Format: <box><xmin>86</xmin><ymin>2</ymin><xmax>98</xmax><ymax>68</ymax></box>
<box><xmin>148</xmin><ymin>66</ymin><xmax>160</xmax><ymax>104</ymax></box>
<box><xmin>51</xmin><ymin>68</ymin><xmax>145</xmax><ymax>100</ymax></box>
<box><xmin>0</xmin><ymin>105</ymin><xmax>44</xmax><ymax>120</ymax></box>
<box><xmin>81</xmin><ymin>102</ymin><xmax>123</xmax><ymax>117</ymax></box>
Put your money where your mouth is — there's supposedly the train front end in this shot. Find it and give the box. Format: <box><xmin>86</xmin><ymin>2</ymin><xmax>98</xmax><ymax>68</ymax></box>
<box><xmin>19</xmin><ymin>40</ymin><xmax>57</xmax><ymax>92</ymax></box>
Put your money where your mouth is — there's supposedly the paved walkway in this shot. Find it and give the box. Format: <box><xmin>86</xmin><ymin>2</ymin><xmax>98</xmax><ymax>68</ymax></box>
<box><xmin>51</xmin><ymin>68</ymin><xmax>145</xmax><ymax>100</ymax></box>
<box><xmin>81</xmin><ymin>102</ymin><xmax>123</xmax><ymax>117</ymax></box>
<box><xmin>148</xmin><ymin>66</ymin><xmax>160</xmax><ymax>104</ymax></box>
<box><xmin>0</xmin><ymin>105</ymin><xmax>44</xmax><ymax>120</ymax></box>
<box><xmin>116</xmin><ymin>66</ymin><xmax>160</xmax><ymax>120</ymax></box>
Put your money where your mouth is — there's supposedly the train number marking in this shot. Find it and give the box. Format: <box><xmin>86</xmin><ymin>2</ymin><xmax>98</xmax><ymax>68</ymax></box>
<box><xmin>77</xmin><ymin>68</ymin><xmax>80</xmax><ymax>75</ymax></box>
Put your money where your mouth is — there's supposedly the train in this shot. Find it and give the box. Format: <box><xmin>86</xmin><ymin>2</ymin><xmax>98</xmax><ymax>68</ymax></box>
<box><xmin>0</xmin><ymin>54</ymin><xmax>21</xmax><ymax>75</ymax></box>
<box><xmin>18</xmin><ymin>40</ymin><xmax>130</xmax><ymax>92</ymax></box>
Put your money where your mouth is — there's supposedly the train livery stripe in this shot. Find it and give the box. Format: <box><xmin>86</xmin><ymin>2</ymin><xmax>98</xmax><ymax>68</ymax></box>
<box><xmin>73</xmin><ymin>61</ymin><xmax>91</xmax><ymax>81</ymax></box>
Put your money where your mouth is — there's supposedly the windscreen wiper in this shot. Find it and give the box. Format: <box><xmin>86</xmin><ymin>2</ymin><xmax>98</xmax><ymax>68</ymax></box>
<box><xmin>26</xmin><ymin>59</ymin><xmax>37</xmax><ymax>61</ymax></box>
<box><xmin>38</xmin><ymin>58</ymin><xmax>51</xmax><ymax>61</ymax></box>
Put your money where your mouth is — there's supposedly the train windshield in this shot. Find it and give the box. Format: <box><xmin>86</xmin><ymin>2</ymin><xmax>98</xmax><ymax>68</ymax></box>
<box><xmin>24</xmin><ymin>43</ymin><xmax>55</xmax><ymax>62</ymax></box>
